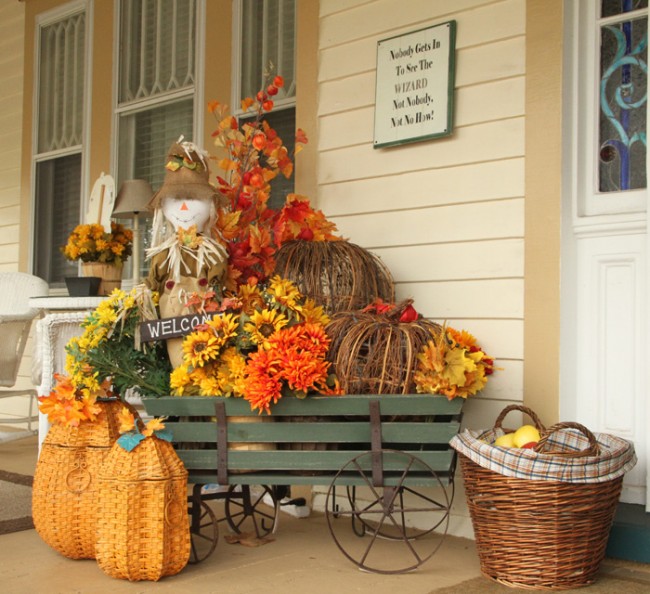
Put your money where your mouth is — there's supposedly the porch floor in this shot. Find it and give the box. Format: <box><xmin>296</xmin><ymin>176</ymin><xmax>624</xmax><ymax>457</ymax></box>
<box><xmin>1</xmin><ymin>433</ymin><xmax>649</xmax><ymax>593</ymax></box>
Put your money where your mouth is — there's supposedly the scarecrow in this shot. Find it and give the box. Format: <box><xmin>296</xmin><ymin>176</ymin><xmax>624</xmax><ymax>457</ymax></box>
<box><xmin>145</xmin><ymin>137</ymin><xmax>228</xmax><ymax>367</ymax></box>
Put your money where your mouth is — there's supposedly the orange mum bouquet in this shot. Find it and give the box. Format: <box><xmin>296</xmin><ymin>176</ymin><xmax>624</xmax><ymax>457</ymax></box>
<box><xmin>61</xmin><ymin>222</ymin><xmax>133</xmax><ymax>264</ymax></box>
<box><xmin>170</xmin><ymin>276</ymin><xmax>341</xmax><ymax>414</ymax></box>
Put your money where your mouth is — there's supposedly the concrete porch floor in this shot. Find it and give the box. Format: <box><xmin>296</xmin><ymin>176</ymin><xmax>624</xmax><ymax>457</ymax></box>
<box><xmin>1</xmin><ymin>433</ymin><xmax>649</xmax><ymax>594</ymax></box>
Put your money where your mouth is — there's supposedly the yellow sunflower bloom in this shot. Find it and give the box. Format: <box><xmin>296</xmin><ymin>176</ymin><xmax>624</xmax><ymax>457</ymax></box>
<box><xmin>267</xmin><ymin>275</ymin><xmax>302</xmax><ymax>312</ymax></box>
<box><xmin>182</xmin><ymin>330</ymin><xmax>222</xmax><ymax>367</ymax></box>
<box><xmin>243</xmin><ymin>308</ymin><xmax>289</xmax><ymax>350</ymax></box>
<box><xmin>300</xmin><ymin>298</ymin><xmax>330</xmax><ymax>326</ymax></box>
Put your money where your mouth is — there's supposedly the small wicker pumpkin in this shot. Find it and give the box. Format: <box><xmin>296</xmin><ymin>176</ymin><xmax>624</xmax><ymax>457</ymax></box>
<box><xmin>273</xmin><ymin>240</ymin><xmax>395</xmax><ymax>314</ymax></box>
<box><xmin>32</xmin><ymin>399</ymin><xmax>124</xmax><ymax>559</ymax></box>
<box><xmin>96</xmin><ymin>435</ymin><xmax>190</xmax><ymax>581</ymax></box>
<box><xmin>326</xmin><ymin>301</ymin><xmax>441</xmax><ymax>394</ymax></box>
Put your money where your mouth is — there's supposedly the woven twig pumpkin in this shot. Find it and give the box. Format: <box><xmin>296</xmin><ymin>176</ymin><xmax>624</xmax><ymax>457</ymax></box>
<box><xmin>326</xmin><ymin>301</ymin><xmax>441</xmax><ymax>394</ymax></box>
<box><xmin>273</xmin><ymin>240</ymin><xmax>394</xmax><ymax>314</ymax></box>
<box><xmin>96</xmin><ymin>435</ymin><xmax>190</xmax><ymax>581</ymax></box>
<box><xmin>32</xmin><ymin>399</ymin><xmax>124</xmax><ymax>559</ymax></box>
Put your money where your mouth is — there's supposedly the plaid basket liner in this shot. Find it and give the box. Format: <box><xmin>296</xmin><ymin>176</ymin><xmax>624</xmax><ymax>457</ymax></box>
<box><xmin>450</xmin><ymin>427</ymin><xmax>636</xmax><ymax>483</ymax></box>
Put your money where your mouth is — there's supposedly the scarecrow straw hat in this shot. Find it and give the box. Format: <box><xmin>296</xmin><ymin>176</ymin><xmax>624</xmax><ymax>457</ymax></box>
<box><xmin>148</xmin><ymin>139</ymin><xmax>219</xmax><ymax>209</ymax></box>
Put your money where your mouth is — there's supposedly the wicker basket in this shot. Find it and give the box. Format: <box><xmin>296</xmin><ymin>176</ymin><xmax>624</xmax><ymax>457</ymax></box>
<box><xmin>95</xmin><ymin>435</ymin><xmax>190</xmax><ymax>581</ymax></box>
<box><xmin>32</xmin><ymin>399</ymin><xmax>124</xmax><ymax>559</ymax></box>
<box><xmin>273</xmin><ymin>240</ymin><xmax>394</xmax><ymax>314</ymax></box>
<box><xmin>452</xmin><ymin>405</ymin><xmax>636</xmax><ymax>590</ymax></box>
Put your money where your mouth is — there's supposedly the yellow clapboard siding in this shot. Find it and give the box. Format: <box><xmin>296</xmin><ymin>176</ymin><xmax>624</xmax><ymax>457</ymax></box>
<box><xmin>456</xmin><ymin>36</ymin><xmax>526</xmax><ymax>86</ymax></box>
<box><xmin>331</xmin><ymin>199</ymin><xmax>524</xmax><ymax>248</ymax></box>
<box><xmin>0</xmin><ymin>224</ymin><xmax>19</xmax><ymax>246</ymax></box>
<box><xmin>373</xmin><ymin>238</ymin><xmax>524</xmax><ymax>282</ymax></box>
<box><xmin>0</xmin><ymin>202</ymin><xmax>20</xmax><ymax>225</ymax></box>
<box><xmin>395</xmin><ymin>278</ymin><xmax>524</xmax><ymax>318</ymax></box>
<box><xmin>0</xmin><ymin>242</ymin><xmax>19</xmax><ymax>265</ymax></box>
<box><xmin>319</xmin><ymin>118</ymin><xmax>524</xmax><ymax>184</ymax></box>
<box><xmin>462</xmin><ymin>396</ymin><xmax>526</xmax><ymax>434</ymax></box>
<box><xmin>319</xmin><ymin>158</ymin><xmax>524</xmax><ymax>215</ymax></box>
<box><xmin>0</xmin><ymin>167</ymin><xmax>21</xmax><ymax>192</ymax></box>
<box><xmin>319</xmin><ymin>77</ymin><xmax>525</xmax><ymax>149</ymax></box>
<box><xmin>434</xmin><ymin>318</ymin><xmax>523</xmax><ymax>360</ymax></box>
<box><xmin>319</xmin><ymin>3</ymin><xmax>524</xmax><ymax>82</ymax></box>
<box><xmin>320</xmin><ymin>0</ymin><xmax>523</xmax><ymax>51</ymax></box>
<box><xmin>320</xmin><ymin>0</ymin><xmax>373</xmax><ymax>19</ymax></box>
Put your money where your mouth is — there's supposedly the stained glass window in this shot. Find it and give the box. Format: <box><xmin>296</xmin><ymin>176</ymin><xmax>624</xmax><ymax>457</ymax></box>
<box><xmin>598</xmin><ymin>2</ymin><xmax>648</xmax><ymax>192</ymax></box>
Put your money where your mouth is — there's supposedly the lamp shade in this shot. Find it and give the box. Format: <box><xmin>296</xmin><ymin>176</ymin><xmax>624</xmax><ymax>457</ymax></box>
<box><xmin>112</xmin><ymin>179</ymin><xmax>154</xmax><ymax>218</ymax></box>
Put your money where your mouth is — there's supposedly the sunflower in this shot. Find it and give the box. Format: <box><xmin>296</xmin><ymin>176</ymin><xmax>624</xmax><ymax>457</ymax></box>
<box><xmin>206</xmin><ymin>312</ymin><xmax>240</xmax><ymax>343</ymax></box>
<box><xmin>300</xmin><ymin>297</ymin><xmax>330</xmax><ymax>326</ymax></box>
<box><xmin>243</xmin><ymin>308</ymin><xmax>289</xmax><ymax>350</ymax></box>
<box><xmin>237</xmin><ymin>281</ymin><xmax>265</xmax><ymax>315</ymax></box>
<box><xmin>182</xmin><ymin>330</ymin><xmax>223</xmax><ymax>367</ymax></box>
<box><xmin>266</xmin><ymin>275</ymin><xmax>302</xmax><ymax>313</ymax></box>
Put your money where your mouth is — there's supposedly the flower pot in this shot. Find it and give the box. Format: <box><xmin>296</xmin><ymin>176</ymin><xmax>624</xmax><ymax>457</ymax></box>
<box><xmin>65</xmin><ymin>276</ymin><xmax>101</xmax><ymax>297</ymax></box>
<box><xmin>82</xmin><ymin>262</ymin><xmax>123</xmax><ymax>296</ymax></box>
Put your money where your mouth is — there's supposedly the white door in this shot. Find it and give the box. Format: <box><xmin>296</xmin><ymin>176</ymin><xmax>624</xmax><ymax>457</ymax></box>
<box><xmin>562</xmin><ymin>1</ymin><xmax>648</xmax><ymax>507</ymax></box>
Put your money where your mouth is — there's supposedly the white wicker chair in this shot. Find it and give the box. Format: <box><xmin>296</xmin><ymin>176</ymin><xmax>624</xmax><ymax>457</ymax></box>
<box><xmin>0</xmin><ymin>272</ymin><xmax>49</xmax><ymax>442</ymax></box>
<box><xmin>35</xmin><ymin>311</ymin><xmax>90</xmax><ymax>447</ymax></box>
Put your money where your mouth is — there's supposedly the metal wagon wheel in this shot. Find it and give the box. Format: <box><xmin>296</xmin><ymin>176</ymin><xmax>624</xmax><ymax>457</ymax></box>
<box><xmin>325</xmin><ymin>450</ymin><xmax>451</xmax><ymax>574</ymax></box>
<box><xmin>345</xmin><ymin>479</ymin><xmax>454</xmax><ymax>539</ymax></box>
<box><xmin>188</xmin><ymin>500</ymin><xmax>219</xmax><ymax>564</ymax></box>
<box><xmin>224</xmin><ymin>485</ymin><xmax>279</xmax><ymax>537</ymax></box>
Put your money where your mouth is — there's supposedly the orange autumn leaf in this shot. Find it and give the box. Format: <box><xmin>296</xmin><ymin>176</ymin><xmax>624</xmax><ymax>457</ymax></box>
<box><xmin>118</xmin><ymin>406</ymin><xmax>136</xmax><ymax>433</ymax></box>
<box><xmin>295</xmin><ymin>128</ymin><xmax>308</xmax><ymax>144</ymax></box>
<box><xmin>142</xmin><ymin>417</ymin><xmax>167</xmax><ymax>437</ymax></box>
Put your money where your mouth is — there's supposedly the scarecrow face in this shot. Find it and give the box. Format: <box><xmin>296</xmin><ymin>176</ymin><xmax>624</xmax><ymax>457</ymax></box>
<box><xmin>161</xmin><ymin>196</ymin><xmax>212</xmax><ymax>233</ymax></box>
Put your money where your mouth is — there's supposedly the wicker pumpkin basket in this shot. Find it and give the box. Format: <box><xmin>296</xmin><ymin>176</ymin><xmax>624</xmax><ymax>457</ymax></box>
<box><xmin>95</xmin><ymin>434</ymin><xmax>190</xmax><ymax>581</ymax></box>
<box><xmin>326</xmin><ymin>301</ymin><xmax>441</xmax><ymax>394</ymax></box>
<box><xmin>451</xmin><ymin>405</ymin><xmax>637</xmax><ymax>590</ymax></box>
<box><xmin>32</xmin><ymin>399</ymin><xmax>124</xmax><ymax>559</ymax></box>
<box><xmin>273</xmin><ymin>240</ymin><xmax>395</xmax><ymax>315</ymax></box>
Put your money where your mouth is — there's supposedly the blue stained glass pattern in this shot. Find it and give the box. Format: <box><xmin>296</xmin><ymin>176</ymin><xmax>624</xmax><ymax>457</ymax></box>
<box><xmin>602</xmin><ymin>0</ymin><xmax>648</xmax><ymax>18</ymax></box>
<box><xmin>599</xmin><ymin>13</ymin><xmax>648</xmax><ymax>192</ymax></box>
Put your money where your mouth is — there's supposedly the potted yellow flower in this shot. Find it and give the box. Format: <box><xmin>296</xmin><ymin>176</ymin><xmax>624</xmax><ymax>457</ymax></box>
<box><xmin>61</xmin><ymin>222</ymin><xmax>133</xmax><ymax>295</ymax></box>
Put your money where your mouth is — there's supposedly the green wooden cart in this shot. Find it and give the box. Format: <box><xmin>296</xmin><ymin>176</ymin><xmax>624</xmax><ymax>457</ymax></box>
<box><xmin>142</xmin><ymin>394</ymin><xmax>463</xmax><ymax>574</ymax></box>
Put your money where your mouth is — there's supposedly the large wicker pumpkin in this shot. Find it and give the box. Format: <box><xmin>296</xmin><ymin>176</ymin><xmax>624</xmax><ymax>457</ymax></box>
<box><xmin>32</xmin><ymin>399</ymin><xmax>124</xmax><ymax>559</ymax></box>
<box><xmin>273</xmin><ymin>240</ymin><xmax>394</xmax><ymax>314</ymax></box>
<box><xmin>96</xmin><ymin>435</ymin><xmax>190</xmax><ymax>581</ymax></box>
<box><xmin>326</xmin><ymin>302</ymin><xmax>441</xmax><ymax>394</ymax></box>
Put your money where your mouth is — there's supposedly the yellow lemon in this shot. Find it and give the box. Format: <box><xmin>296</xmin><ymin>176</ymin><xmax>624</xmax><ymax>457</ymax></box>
<box><xmin>493</xmin><ymin>433</ymin><xmax>516</xmax><ymax>448</ymax></box>
<box><xmin>513</xmin><ymin>424</ymin><xmax>541</xmax><ymax>448</ymax></box>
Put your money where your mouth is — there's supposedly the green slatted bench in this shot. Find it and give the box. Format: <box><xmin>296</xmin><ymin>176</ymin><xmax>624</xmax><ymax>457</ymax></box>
<box><xmin>143</xmin><ymin>394</ymin><xmax>463</xmax><ymax>573</ymax></box>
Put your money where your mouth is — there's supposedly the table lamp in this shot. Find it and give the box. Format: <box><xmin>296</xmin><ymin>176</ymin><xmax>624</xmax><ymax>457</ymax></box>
<box><xmin>112</xmin><ymin>179</ymin><xmax>154</xmax><ymax>284</ymax></box>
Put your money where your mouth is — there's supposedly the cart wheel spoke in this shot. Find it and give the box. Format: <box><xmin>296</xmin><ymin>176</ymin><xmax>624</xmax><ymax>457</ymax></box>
<box><xmin>326</xmin><ymin>450</ymin><xmax>451</xmax><ymax>574</ymax></box>
<box><xmin>188</xmin><ymin>500</ymin><xmax>218</xmax><ymax>564</ymax></box>
<box><xmin>224</xmin><ymin>485</ymin><xmax>278</xmax><ymax>537</ymax></box>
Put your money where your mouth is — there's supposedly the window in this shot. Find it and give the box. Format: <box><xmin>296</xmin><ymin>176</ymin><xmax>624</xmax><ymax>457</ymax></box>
<box><xmin>576</xmin><ymin>0</ymin><xmax>648</xmax><ymax>217</ymax></box>
<box><xmin>235</xmin><ymin>0</ymin><xmax>297</xmax><ymax>209</ymax></box>
<box><xmin>32</xmin><ymin>5</ymin><xmax>86</xmax><ymax>284</ymax></box>
<box><xmin>115</xmin><ymin>0</ymin><xmax>200</xmax><ymax>278</ymax></box>
<box><xmin>598</xmin><ymin>0</ymin><xmax>648</xmax><ymax>193</ymax></box>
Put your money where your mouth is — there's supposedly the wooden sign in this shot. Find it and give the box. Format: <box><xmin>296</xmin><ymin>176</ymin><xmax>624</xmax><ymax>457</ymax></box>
<box><xmin>140</xmin><ymin>312</ymin><xmax>216</xmax><ymax>342</ymax></box>
<box><xmin>374</xmin><ymin>21</ymin><xmax>456</xmax><ymax>148</ymax></box>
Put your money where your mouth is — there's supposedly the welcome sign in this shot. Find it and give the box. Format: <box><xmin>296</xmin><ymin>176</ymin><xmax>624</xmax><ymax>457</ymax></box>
<box><xmin>374</xmin><ymin>21</ymin><xmax>456</xmax><ymax>148</ymax></box>
<box><xmin>140</xmin><ymin>312</ymin><xmax>216</xmax><ymax>342</ymax></box>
